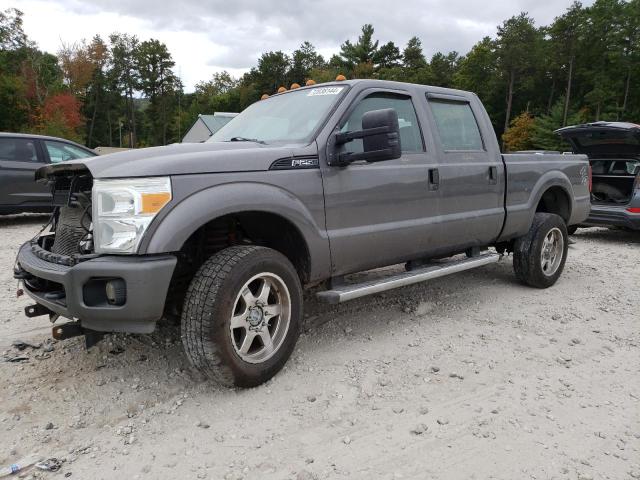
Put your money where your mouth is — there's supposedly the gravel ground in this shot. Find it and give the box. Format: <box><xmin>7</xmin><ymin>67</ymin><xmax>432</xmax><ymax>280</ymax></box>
<box><xmin>0</xmin><ymin>215</ymin><xmax>638</xmax><ymax>480</ymax></box>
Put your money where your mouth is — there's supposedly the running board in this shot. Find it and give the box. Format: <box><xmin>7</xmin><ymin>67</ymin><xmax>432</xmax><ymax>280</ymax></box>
<box><xmin>317</xmin><ymin>252</ymin><xmax>501</xmax><ymax>304</ymax></box>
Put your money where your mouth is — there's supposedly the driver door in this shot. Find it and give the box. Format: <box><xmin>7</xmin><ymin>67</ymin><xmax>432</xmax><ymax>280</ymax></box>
<box><xmin>321</xmin><ymin>90</ymin><xmax>440</xmax><ymax>276</ymax></box>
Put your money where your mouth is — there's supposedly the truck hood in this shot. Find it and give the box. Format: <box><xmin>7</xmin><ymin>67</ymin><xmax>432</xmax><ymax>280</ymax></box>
<box><xmin>36</xmin><ymin>141</ymin><xmax>314</xmax><ymax>180</ymax></box>
<box><xmin>555</xmin><ymin>122</ymin><xmax>640</xmax><ymax>158</ymax></box>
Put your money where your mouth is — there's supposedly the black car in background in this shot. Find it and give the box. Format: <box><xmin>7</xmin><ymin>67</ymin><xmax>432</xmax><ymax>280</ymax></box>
<box><xmin>557</xmin><ymin>122</ymin><xmax>640</xmax><ymax>231</ymax></box>
<box><xmin>0</xmin><ymin>133</ymin><xmax>97</xmax><ymax>215</ymax></box>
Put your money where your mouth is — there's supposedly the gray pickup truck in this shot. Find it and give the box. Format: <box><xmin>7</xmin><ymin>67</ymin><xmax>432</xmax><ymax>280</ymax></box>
<box><xmin>14</xmin><ymin>79</ymin><xmax>590</xmax><ymax>387</ymax></box>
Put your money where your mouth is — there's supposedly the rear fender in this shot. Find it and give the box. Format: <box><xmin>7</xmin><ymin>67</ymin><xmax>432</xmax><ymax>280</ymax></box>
<box><xmin>499</xmin><ymin>170</ymin><xmax>575</xmax><ymax>241</ymax></box>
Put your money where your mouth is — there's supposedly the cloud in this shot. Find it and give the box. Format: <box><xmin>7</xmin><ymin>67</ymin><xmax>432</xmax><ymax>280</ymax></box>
<box><xmin>10</xmin><ymin>0</ymin><xmax>594</xmax><ymax>91</ymax></box>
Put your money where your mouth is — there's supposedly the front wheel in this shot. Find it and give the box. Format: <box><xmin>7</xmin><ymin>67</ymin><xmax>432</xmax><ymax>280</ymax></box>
<box><xmin>513</xmin><ymin>213</ymin><xmax>569</xmax><ymax>288</ymax></box>
<box><xmin>181</xmin><ymin>245</ymin><xmax>302</xmax><ymax>387</ymax></box>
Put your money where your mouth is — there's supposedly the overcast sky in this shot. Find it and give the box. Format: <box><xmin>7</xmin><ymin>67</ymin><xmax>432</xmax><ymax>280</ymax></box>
<box><xmin>5</xmin><ymin>0</ymin><xmax>593</xmax><ymax>92</ymax></box>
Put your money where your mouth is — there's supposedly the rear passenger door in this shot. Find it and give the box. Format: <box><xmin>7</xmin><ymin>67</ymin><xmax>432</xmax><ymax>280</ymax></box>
<box><xmin>0</xmin><ymin>137</ymin><xmax>49</xmax><ymax>210</ymax></box>
<box><xmin>425</xmin><ymin>95</ymin><xmax>505</xmax><ymax>249</ymax></box>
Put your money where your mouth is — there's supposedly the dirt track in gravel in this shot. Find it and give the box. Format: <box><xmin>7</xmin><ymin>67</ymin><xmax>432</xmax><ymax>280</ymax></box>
<box><xmin>1</xmin><ymin>215</ymin><xmax>638</xmax><ymax>480</ymax></box>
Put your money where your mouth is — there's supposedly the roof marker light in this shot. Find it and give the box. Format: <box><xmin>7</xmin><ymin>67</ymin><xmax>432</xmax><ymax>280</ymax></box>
<box><xmin>305</xmin><ymin>79</ymin><xmax>316</xmax><ymax>86</ymax></box>
<box><xmin>277</xmin><ymin>86</ymin><xmax>287</xmax><ymax>93</ymax></box>
<box><xmin>336</xmin><ymin>74</ymin><xmax>346</xmax><ymax>81</ymax></box>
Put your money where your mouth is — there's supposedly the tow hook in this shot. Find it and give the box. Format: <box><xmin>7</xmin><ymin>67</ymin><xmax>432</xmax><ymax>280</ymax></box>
<box><xmin>24</xmin><ymin>304</ymin><xmax>53</xmax><ymax>318</ymax></box>
<box><xmin>52</xmin><ymin>322</ymin><xmax>105</xmax><ymax>349</ymax></box>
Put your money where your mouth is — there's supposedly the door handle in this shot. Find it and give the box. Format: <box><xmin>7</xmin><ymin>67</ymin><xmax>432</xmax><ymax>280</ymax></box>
<box><xmin>428</xmin><ymin>168</ymin><xmax>439</xmax><ymax>191</ymax></box>
<box><xmin>488</xmin><ymin>166</ymin><xmax>498</xmax><ymax>185</ymax></box>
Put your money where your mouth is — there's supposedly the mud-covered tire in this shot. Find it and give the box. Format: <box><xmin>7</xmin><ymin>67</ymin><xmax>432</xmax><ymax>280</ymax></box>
<box><xmin>181</xmin><ymin>245</ymin><xmax>302</xmax><ymax>388</ymax></box>
<box><xmin>513</xmin><ymin>213</ymin><xmax>569</xmax><ymax>289</ymax></box>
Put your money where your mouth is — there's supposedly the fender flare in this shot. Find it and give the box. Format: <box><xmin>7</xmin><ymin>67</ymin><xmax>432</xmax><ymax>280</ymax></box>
<box><xmin>500</xmin><ymin>170</ymin><xmax>575</xmax><ymax>241</ymax></box>
<box><xmin>140</xmin><ymin>182</ymin><xmax>331</xmax><ymax>282</ymax></box>
<box><xmin>527</xmin><ymin>170</ymin><xmax>574</xmax><ymax>224</ymax></box>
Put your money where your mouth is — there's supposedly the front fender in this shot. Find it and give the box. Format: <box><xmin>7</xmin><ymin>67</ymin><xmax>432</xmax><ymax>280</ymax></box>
<box><xmin>139</xmin><ymin>179</ymin><xmax>331</xmax><ymax>282</ymax></box>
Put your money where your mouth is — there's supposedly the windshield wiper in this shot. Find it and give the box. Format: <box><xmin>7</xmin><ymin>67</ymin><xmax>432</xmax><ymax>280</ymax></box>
<box><xmin>228</xmin><ymin>137</ymin><xmax>267</xmax><ymax>145</ymax></box>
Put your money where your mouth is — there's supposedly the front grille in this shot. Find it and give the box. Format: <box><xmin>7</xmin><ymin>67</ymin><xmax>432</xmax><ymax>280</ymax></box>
<box><xmin>52</xmin><ymin>205</ymin><xmax>90</xmax><ymax>256</ymax></box>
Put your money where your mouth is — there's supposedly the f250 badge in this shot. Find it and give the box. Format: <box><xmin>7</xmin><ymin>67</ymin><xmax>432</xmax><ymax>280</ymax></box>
<box><xmin>292</xmin><ymin>158</ymin><xmax>318</xmax><ymax>167</ymax></box>
<box><xmin>270</xmin><ymin>157</ymin><xmax>319</xmax><ymax>170</ymax></box>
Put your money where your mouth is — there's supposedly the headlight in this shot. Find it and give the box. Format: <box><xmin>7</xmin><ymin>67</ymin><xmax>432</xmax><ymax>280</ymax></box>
<box><xmin>92</xmin><ymin>177</ymin><xmax>172</xmax><ymax>254</ymax></box>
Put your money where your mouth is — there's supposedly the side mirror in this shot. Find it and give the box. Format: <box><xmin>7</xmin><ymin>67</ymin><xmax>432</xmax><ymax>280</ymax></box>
<box><xmin>330</xmin><ymin>108</ymin><xmax>402</xmax><ymax>166</ymax></box>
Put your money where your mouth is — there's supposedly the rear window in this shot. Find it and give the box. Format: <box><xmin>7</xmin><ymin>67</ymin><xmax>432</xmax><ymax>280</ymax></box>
<box><xmin>0</xmin><ymin>138</ymin><xmax>38</xmax><ymax>162</ymax></box>
<box><xmin>429</xmin><ymin>100</ymin><xmax>484</xmax><ymax>151</ymax></box>
<box><xmin>575</xmin><ymin>132</ymin><xmax>640</xmax><ymax>148</ymax></box>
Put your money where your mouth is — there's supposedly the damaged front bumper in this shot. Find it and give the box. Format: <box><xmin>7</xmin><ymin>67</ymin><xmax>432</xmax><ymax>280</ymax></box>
<box><xmin>14</xmin><ymin>241</ymin><xmax>177</xmax><ymax>333</ymax></box>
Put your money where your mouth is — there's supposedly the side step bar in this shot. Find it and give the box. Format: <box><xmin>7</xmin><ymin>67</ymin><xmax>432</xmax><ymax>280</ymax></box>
<box><xmin>317</xmin><ymin>252</ymin><xmax>501</xmax><ymax>304</ymax></box>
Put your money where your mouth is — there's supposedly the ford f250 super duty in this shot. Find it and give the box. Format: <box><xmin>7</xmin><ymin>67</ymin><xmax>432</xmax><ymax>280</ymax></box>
<box><xmin>14</xmin><ymin>79</ymin><xmax>591</xmax><ymax>387</ymax></box>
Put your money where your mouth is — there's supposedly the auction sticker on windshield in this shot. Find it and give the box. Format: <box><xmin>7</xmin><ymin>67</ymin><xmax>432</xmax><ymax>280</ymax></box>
<box><xmin>307</xmin><ymin>87</ymin><xmax>344</xmax><ymax>96</ymax></box>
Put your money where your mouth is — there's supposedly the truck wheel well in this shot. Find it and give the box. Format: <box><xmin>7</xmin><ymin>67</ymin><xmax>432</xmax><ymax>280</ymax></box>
<box><xmin>164</xmin><ymin>212</ymin><xmax>311</xmax><ymax>320</ymax></box>
<box><xmin>536</xmin><ymin>187</ymin><xmax>571</xmax><ymax>223</ymax></box>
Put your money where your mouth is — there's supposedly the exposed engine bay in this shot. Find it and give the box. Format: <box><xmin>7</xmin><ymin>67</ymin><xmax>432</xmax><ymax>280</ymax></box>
<box><xmin>32</xmin><ymin>171</ymin><xmax>95</xmax><ymax>264</ymax></box>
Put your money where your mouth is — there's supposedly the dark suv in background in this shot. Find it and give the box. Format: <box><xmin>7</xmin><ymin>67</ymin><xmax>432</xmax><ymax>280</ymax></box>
<box><xmin>557</xmin><ymin>122</ymin><xmax>640</xmax><ymax>231</ymax></box>
<box><xmin>0</xmin><ymin>133</ymin><xmax>97</xmax><ymax>215</ymax></box>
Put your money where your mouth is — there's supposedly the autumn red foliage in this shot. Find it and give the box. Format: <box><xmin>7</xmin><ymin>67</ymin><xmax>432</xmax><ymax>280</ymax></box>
<box><xmin>41</xmin><ymin>93</ymin><xmax>82</xmax><ymax>129</ymax></box>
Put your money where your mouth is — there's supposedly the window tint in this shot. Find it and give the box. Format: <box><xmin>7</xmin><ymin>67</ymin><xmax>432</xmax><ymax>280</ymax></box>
<box><xmin>342</xmin><ymin>93</ymin><xmax>423</xmax><ymax>153</ymax></box>
<box><xmin>0</xmin><ymin>138</ymin><xmax>38</xmax><ymax>162</ymax></box>
<box><xmin>429</xmin><ymin>100</ymin><xmax>484</xmax><ymax>151</ymax></box>
<box><xmin>44</xmin><ymin>141</ymin><xmax>94</xmax><ymax>164</ymax></box>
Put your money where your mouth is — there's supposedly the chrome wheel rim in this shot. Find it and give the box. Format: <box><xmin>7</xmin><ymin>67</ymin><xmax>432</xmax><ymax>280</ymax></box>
<box><xmin>229</xmin><ymin>272</ymin><xmax>291</xmax><ymax>364</ymax></box>
<box><xmin>540</xmin><ymin>227</ymin><xmax>564</xmax><ymax>276</ymax></box>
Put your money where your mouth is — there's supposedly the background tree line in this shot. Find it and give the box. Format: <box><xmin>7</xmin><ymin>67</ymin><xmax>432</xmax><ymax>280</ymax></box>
<box><xmin>1</xmin><ymin>0</ymin><xmax>638</xmax><ymax>150</ymax></box>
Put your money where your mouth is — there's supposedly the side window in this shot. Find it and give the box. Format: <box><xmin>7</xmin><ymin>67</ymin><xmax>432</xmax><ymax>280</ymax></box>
<box><xmin>0</xmin><ymin>138</ymin><xmax>39</xmax><ymax>162</ymax></box>
<box><xmin>44</xmin><ymin>141</ymin><xmax>94</xmax><ymax>164</ymax></box>
<box><xmin>429</xmin><ymin>100</ymin><xmax>484</xmax><ymax>151</ymax></box>
<box><xmin>341</xmin><ymin>93</ymin><xmax>423</xmax><ymax>153</ymax></box>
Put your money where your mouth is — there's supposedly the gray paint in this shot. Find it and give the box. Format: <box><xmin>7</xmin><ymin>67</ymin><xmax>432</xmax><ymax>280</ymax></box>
<box><xmin>583</xmin><ymin>203</ymin><xmax>640</xmax><ymax>230</ymax></box>
<box><xmin>17</xmin><ymin>242</ymin><xmax>176</xmax><ymax>333</ymax></box>
<box><xmin>144</xmin><ymin>165</ymin><xmax>332</xmax><ymax>282</ymax></box>
<box><xmin>32</xmin><ymin>79</ymin><xmax>591</xmax><ymax>312</ymax></box>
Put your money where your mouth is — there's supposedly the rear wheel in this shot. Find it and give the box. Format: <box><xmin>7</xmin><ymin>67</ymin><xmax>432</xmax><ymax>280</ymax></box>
<box><xmin>181</xmin><ymin>245</ymin><xmax>302</xmax><ymax>387</ymax></box>
<box><xmin>513</xmin><ymin>213</ymin><xmax>568</xmax><ymax>288</ymax></box>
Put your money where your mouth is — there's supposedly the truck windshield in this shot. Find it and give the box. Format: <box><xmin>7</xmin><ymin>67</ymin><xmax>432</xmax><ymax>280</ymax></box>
<box><xmin>209</xmin><ymin>86</ymin><xmax>347</xmax><ymax>144</ymax></box>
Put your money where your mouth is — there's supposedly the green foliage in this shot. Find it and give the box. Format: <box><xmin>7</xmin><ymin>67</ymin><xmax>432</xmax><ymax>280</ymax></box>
<box><xmin>339</xmin><ymin>24</ymin><xmax>379</xmax><ymax>69</ymax></box>
<box><xmin>403</xmin><ymin>37</ymin><xmax>427</xmax><ymax>70</ymax></box>
<box><xmin>2</xmin><ymin>3</ymin><xmax>640</xmax><ymax>149</ymax></box>
<box><xmin>0</xmin><ymin>8</ymin><xmax>28</xmax><ymax>50</ymax></box>
<box><xmin>530</xmin><ymin>99</ymin><xmax>587</xmax><ymax>151</ymax></box>
<box><xmin>290</xmin><ymin>41</ymin><xmax>325</xmax><ymax>83</ymax></box>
